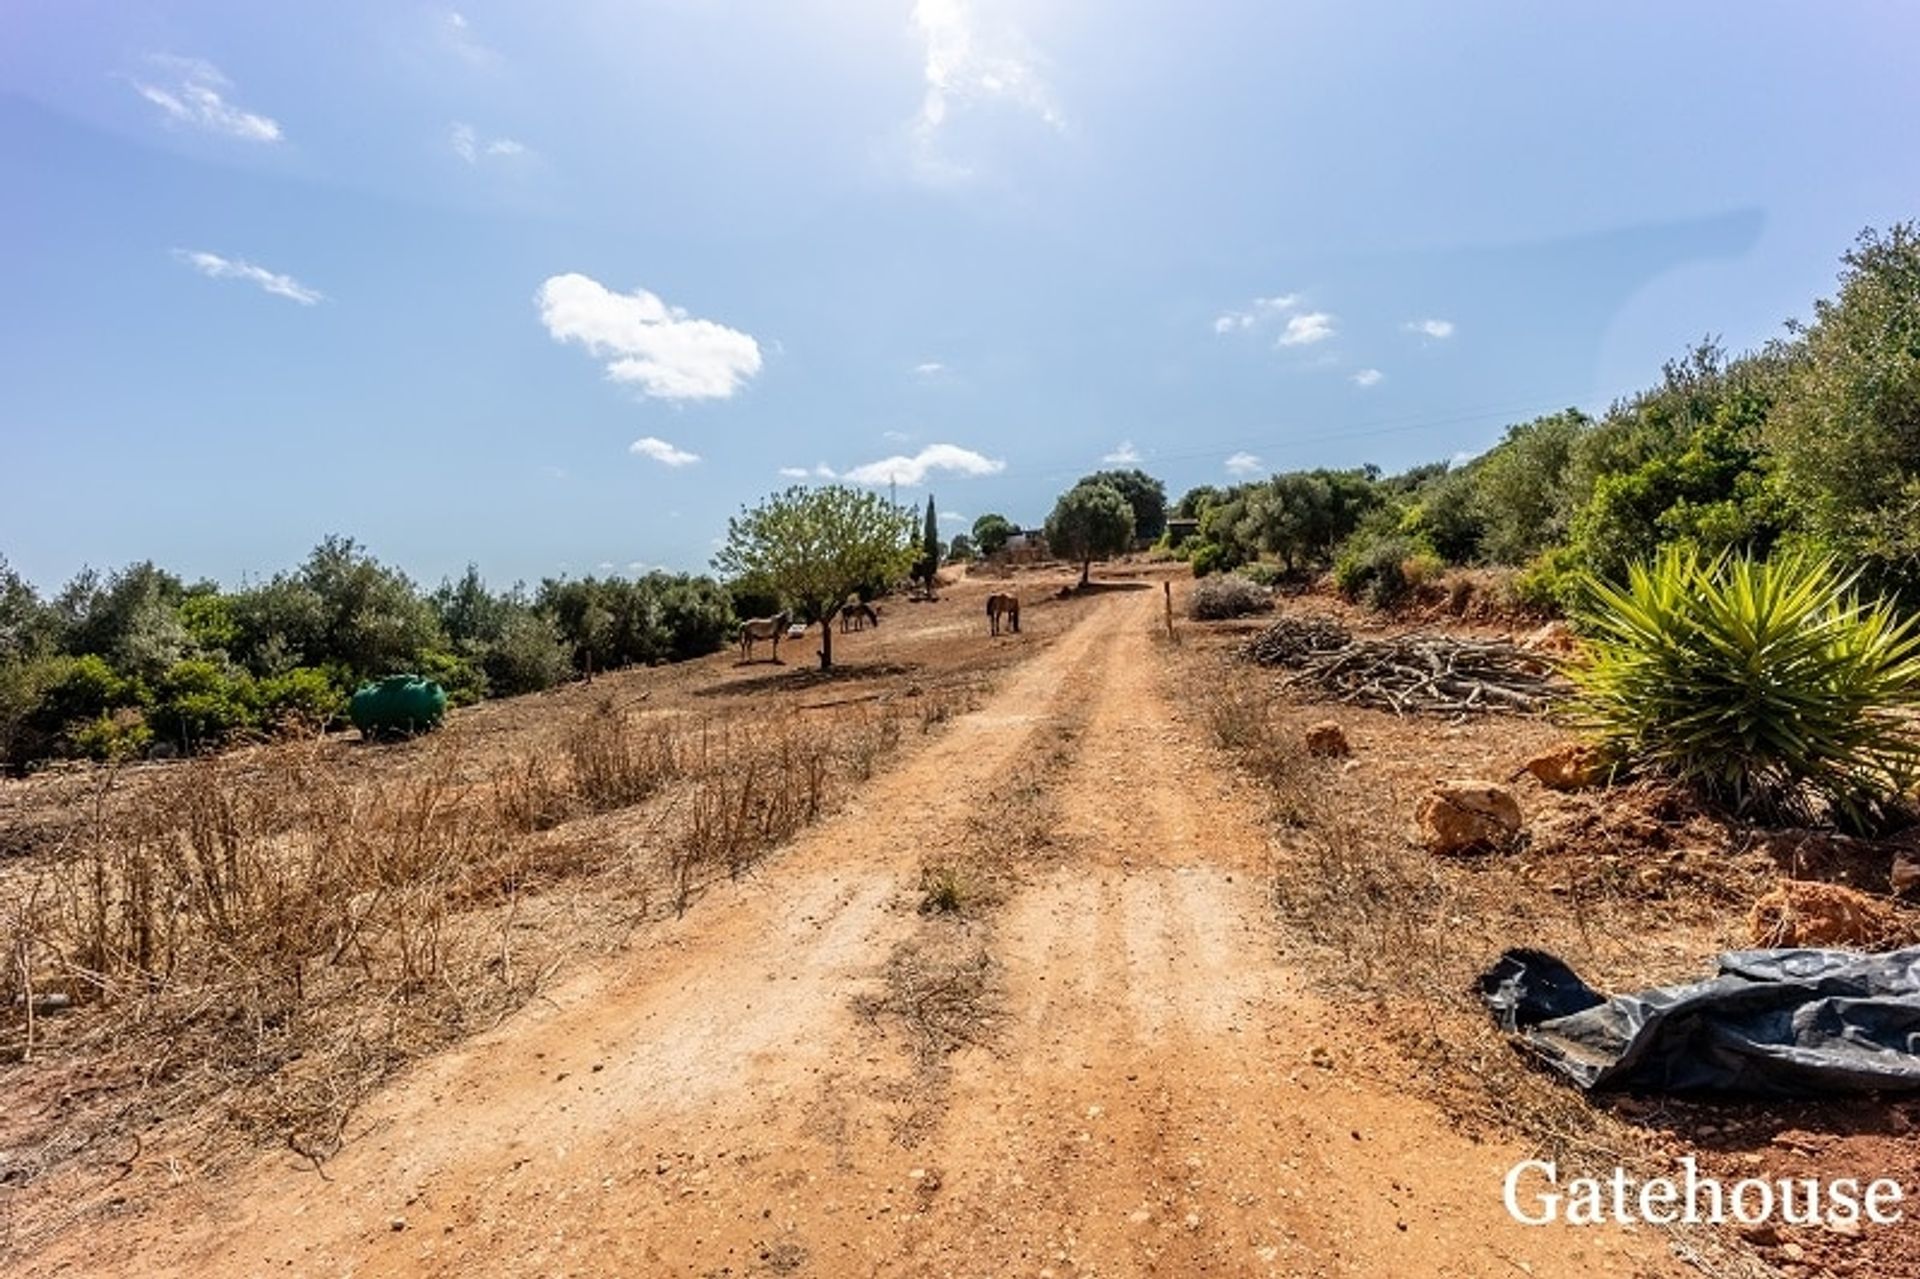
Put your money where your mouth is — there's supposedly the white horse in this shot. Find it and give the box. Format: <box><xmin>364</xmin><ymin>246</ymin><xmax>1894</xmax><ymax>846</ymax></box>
<box><xmin>739</xmin><ymin>609</ymin><xmax>792</xmax><ymax>662</ymax></box>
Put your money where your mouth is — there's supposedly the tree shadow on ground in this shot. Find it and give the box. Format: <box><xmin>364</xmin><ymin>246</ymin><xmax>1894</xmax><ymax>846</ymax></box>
<box><xmin>695</xmin><ymin>661</ymin><xmax>924</xmax><ymax>698</ymax></box>
<box><xmin>1055</xmin><ymin>580</ymin><xmax>1154</xmax><ymax>596</ymax></box>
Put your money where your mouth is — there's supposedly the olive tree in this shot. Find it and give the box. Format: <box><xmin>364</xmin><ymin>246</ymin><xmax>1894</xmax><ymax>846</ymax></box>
<box><xmin>1045</xmin><ymin>482</ymin><xmax>1135</xmax><ymax>587</ymax></box>
<box><xmin>972</xmin><ymin>513</ymin><xmax>1016</xmax><ymax>557</ymax></box>
<box><xmin>713</xmin><ymin>485</ymin><xmax>917</xmax><ymax>670</ymax></box>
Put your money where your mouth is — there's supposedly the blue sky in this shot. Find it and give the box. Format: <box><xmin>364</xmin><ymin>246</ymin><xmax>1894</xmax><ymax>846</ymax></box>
<box><xmin>3</xmin><ymin>2</ymin><xmax>1916</xmax><ymax>592</ymax></box>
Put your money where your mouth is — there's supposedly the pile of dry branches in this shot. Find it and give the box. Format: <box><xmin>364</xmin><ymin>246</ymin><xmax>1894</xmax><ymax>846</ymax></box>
<box><xmin>1247</xmin><ymin>617</ymin><xmax>1565</xmax><ymax>716</ymax></box>
<box><xmin>1244</xmin><ymin>616</ymin><xmax>1353</xmax><ymax>665</ymax></box>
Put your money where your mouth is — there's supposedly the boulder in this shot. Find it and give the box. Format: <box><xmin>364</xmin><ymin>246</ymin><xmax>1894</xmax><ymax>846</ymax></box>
<box><xmin>1417</xmin><ymin>781</ymin><xmax>1524</xmax><ymax>855</ymax></box>
<box><xmin>1524</xmin><ymin>741</ymin><xmax>1606</xmax><ymax>791</ymax></box>
<box><xmin>1304</xmin><ymin>720</ymin><xmax>1350</xmax><ymax>758</ymax></box>
<box><xmin>1522</xmin><ymin>620</ymin><xmax>1577</xmax><ymax>654</ymax></box>
<box><xmin>1747</xmin><ymin>880</ymin><xmax>1900</xmax><ymax>948</ymax></box>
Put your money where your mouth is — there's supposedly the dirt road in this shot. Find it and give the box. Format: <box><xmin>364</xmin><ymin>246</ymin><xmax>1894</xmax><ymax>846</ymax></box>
<box><xmin>45</xmin><ymin>590</ymin><xmax>1682</xmax><ymax>1278</ymax></box>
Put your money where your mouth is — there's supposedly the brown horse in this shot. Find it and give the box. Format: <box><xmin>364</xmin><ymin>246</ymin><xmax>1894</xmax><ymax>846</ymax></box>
<box><xmin>739</xmin><ymin>609</ymin><xmax>792</xmax><ymax>662</ymax></box>
<box><xmin>986</xmin><ymin>592</ymin><xmax>1020</xmax><ymax>636</ymax></box>
<box><xmin>841</xmin><ymin>601</ymin><xmax>880</xmax><ymax>633</ymax></box>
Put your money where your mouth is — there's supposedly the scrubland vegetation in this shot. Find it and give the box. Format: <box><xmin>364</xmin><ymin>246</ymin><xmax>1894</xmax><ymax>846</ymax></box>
<box><xmin>1172</xmin><ymin>225</ymin><xmax>1920</xmax><ymax>618</ymax></box>
<box><xmin>0</xmin><ymin>538</ymin><xmax>736</xmax><ymax>771</ymax></box>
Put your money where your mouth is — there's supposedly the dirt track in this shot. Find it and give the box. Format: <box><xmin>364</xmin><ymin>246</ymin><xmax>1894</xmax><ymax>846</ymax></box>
<box><xmin>43</xmin><ymin>590</ymin><xmax>1682</xmax><ymax>1278</ymax></box>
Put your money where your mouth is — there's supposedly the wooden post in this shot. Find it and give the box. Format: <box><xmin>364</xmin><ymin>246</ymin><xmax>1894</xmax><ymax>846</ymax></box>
<box><xmin>1163</xmin><ymin>580</ymin><xmax>1175</xmax><ymax>641</ymax></box>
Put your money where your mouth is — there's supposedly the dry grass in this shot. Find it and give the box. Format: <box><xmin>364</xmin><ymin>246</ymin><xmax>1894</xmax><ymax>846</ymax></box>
<box><xmin>1173</xmin><ymin>644</ymin><xmax>1734</xmax><ymax>1181</ymax></box>
<box><xmin>859</xmin><ymin>933</ymin><xmax>1001</xmax><ymax>1069</ymax></box>
<box><xmin>0</xmin><ymin>683</ymin><xmax>971</xmax><ymax>1253</ymax></box>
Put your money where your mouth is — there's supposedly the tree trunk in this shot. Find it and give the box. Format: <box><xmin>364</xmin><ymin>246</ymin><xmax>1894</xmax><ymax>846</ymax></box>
<box><xmin>1080</xmin><ymin>557</ymin><xmax>1091</xmax><ymax>587</ymax></box>
<box><xmin>818</xmin><ymin>616</ymin><xmax>834</xmax><ymax>670</ymax></box>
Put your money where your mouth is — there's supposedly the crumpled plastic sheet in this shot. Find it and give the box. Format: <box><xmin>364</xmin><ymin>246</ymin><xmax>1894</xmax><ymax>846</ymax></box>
<box><xmin>1478</xmin><ymin>946</ymin><xmax>1920</xmax><ymax>1096</ymax></box>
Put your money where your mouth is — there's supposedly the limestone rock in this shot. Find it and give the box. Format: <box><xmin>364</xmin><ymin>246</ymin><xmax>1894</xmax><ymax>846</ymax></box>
<box><xmin>1525</xmin><ymin>741</ymin><xmax>1605</xmax><ymax>791</ymax></box>
<box><xmin>1417</xmin><ymin>781</ymin><xmax>1524</xmax><ymax>855</ymax></box>
<box><xmin>1748</xmin><ymin>880</ymin><xmax>1899</xmax><ymax>948</ymax></box>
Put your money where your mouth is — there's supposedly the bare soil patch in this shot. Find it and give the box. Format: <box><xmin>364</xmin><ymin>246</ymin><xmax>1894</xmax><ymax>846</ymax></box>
<box><xmin>1170</xmin><ymin>576</ymin><xmax>1920</xmax><ymax>1279</ymax></box>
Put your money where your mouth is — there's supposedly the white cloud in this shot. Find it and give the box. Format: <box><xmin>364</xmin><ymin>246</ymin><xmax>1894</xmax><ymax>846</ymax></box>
<box><xmin>452</xmin><ymin>122</ymin><xmax>528</xmax><ymax>163</ymax></box>
<box><xmin>441</xmin><ymin>10</ymin><xmax>500</xmax><ymax>67</ymax></box>
<box><xmin>1408</xmin><ymin>318</ymin><xmax>1456</xmax><ymax>339</ymax></box>
<box><xmin>882</xmin><ymin>429</ymin><xmax>913</xmax><ymax>442</ymax></box>
<box><xmin>628</xmin><ymin>561</ymin><xmax>651</xmax><ymax>572</ymax></box>
<box><xmin>1225</xmin><ymin>451</ymin><xmax>1264</xmax><ymax>476</ymax></box>
<box><xmin>1276</xmin><ymin>312</ymin><xmax>1335</xmax><ymax>347</ymax></box>
<box><xmin>909</xmin><ymin>0</ymin><xmax>1064</xmax><ymax>182</ymax></box>
<box><xmin>842</xmin><ymin>443</ymin><xmax>1004</xmax><ymax>487</ymax></box>
<box><xmin>940</xmin><ymin>510</ymin><xmax>966</xmax><ymax>524</ymax></box>
<box><xmin>173</xmin><ymin>249</ymin><xmax>323</xmax><ymax>304</ymax></box>
<box><xmin>914</xmin><ymin>361</ymin><xmax>946</xmax><ymax>376</ymax></box>
<box><xmin>629</xmin><ymin>436</ymin><xmax>700</xmax><ymax>467</ymax></box>
<box><xmin>131</xmin><ymin>56</ymin><xmax>281</xmax><ymax>142</ymax></box>
<box><xmin>778</xmin><ymin>466</ymin><xmax>812</xmax><ymax>479</ymax></box>
<box><xmin>537</xmin><ymin>273</ymin><xmax>763</xmax><ymax>401</ymax></box>
<box><xmin>1102</xmin><ymin>440</ymin><xmax>1142</xmax><ymax>464</ymax></box>
<box><xmin>1213</xmin><ymin>293</ymin><xmax>1303</xmax><ymax>335</ymax></box>
<box><xmin>814</xmin><ymin>463</ymin><xmax>837</xmax><ymax>478</ymax></box>
<box><xmin>1351</xmin><ymin>368</ymin><xmax>1384</xmax><ymax>388</ymax></box>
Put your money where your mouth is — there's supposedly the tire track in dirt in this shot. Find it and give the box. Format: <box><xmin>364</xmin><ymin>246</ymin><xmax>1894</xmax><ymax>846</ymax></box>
<box><xmin>30</xmin><ymin>590</ymin><xmax>1683</xmax><ymax>1278</ymax></box>
<box><xmin>32</xmin><ymin>602</ymin><xmax>1115</xmax><ymax>1279</ymax></box>
<box><xmin>881</xmin><ymin>590</ymin><xmax>1684</xmax><ymax>1278</ymax></box>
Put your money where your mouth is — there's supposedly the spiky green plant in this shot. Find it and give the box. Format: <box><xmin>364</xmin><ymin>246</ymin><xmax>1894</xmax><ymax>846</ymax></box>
<box><xmin>1568</xmin><ymin>547</ymin><xmax>1920</xmax><ymax>831</ymax></box>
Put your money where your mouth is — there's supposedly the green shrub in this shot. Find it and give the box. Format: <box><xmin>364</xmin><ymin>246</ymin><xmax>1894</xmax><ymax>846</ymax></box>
<box><xmin>68</xmin><ymin>710</ymin><xmax>152</xmax><ymax>761</ymax></box>
<box><xmin>257</xmin><ymin>666</ymin><xmax>348</xmax><ymax>730</ymax></box>
<box><xmin>1334</xmin><ymin>535</ymin><xmax>1416</xmax><ymax>610</ymax></box>
<box><xmin>1568</xmin><ymin>548</ymin><xmax>1920</xmax><ymax>831</ymax></box>
<box><xmin>479</xmin><ymin>612</ymin><xmax>573</xmax><ymax>695</ymax></box>
<box><xmin>1189</xmin><ymin>542</ymin><xmax>1227</xmax><ymax>578</ymax></box>
<box><xmin>416</xmin><ymin>650</ymin><xmax>487</xmax><ymax>706</ymax></box>
<box><xmin>33</xmin><ymin>654</ymin><xmax>143</xmax><ymax>730</ymax></box>
<box><xmin>1237</xmin><ymin>561</ymin><xmax>1282</xmax><ymax>587</ymax></box>
<box><xmin>147</xmin><ymin>659</ymin><xmax>260</xmax><ymax>753</ymax></box>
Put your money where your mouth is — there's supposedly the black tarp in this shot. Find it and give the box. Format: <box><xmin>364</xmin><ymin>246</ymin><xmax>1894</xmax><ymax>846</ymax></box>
<box><xmin>1478</xmin><ymin>946</ymin><xmax>1920</xmax><ymax>1097</ymax></box>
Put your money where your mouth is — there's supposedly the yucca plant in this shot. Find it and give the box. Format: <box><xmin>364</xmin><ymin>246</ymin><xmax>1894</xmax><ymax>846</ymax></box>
<box><xmin>1567</xmin><ymin>547</ymin><xmax>1920</xmax><ymax>831</ymax></box>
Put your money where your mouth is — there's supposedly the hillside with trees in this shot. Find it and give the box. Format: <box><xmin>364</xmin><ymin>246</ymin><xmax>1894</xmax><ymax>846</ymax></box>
<box><xmin>1173</xmin><ymin>224</ymin><xmax>1920</xmax><ymax>612</ymax></box>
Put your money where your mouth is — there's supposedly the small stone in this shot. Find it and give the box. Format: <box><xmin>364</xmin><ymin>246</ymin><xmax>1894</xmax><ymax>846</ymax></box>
<box><xmin>1524</xmin><ymin>741</ymin><xmax>1606</xmax><ymax>791</ymax></box>
<box><xmin>390</xmin><ymin>1217</ymin><xmax>408</xmax><ymax>1232</ymax></box>
<box><xmin>1417</xmin><ymin>781</ymin><xmax>1524</xmax><ymax>855</ymax></box>
<box><xmin>1304</xmin><ymin>720</ymin><xmax>1350</xmax><ymax>758</ymax></box>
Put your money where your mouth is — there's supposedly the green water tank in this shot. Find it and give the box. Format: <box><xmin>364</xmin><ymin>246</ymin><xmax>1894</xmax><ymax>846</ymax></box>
<box><xmin>349</xmin><ymin>674</ymin><xmax>448</xmax><ymax>738</ymax></box>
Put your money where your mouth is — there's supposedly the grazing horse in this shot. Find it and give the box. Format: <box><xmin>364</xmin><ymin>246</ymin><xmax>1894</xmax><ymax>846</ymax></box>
<box><xmin>841</xmin><ymin>600</ymin><xmax>880</xmax><ymax>633</ymax></box>
<box><xmin>739</xmin><ymin>609</ymin><xmax>792</xmax><ymax>663</ymax></box>
<box><xmin>986</xmin><ymin>592</ymin><xmax>1020</xmax><ymax>636</ymax></box>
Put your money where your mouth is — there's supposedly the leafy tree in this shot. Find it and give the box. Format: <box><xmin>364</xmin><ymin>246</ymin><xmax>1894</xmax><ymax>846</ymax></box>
<box><xmin>947</xmin><ymin>533</ymin><xmax>975</xmax><ymax>562</ymax></box>
<box><xmin>1079</xmin><ymin>468</ymin><xmax>1167</xmax><ymax>543</ymax></box>
<box><xmin>1045</xmin><ymin>482</ymin><xmax>1135</xmax><ymax>586</ymax></box>
<box><xmin>1400</xmin><ymin>468</ymin><xmax>1485</xmax><ymax>564</ymax></box>
<box><xmin>299</xmin><ymin>536</ymin><xmax>445</xmax><ymax>679</ymax></box>
<box><xmin>972</xmin><ymin>513</ymin><xmax>1016</xmax><ymax>557</ymax></box>
<box><xmin>713</xmin><ymin>485</ymin><xmax>917</xmax><ymax>670</ymax></box>
<box><xmin>1172</xmin><ymin>485</ymin><xmax>1222</xmax><ymax>521</ymax></box>
<box><xmin>1766</xmin><ymin>223</ymin><xmax>1920</xmax><ymax>595</ymax></box>
<box><xmin>1472</xmin><ymin>409</ymin><xmax>1590</xmax><ymax>563</ymax></box>
<box><xmin>0</xmin><ymin>556</ymin><xmax>56</xmax><ymax>663</ymax></box>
